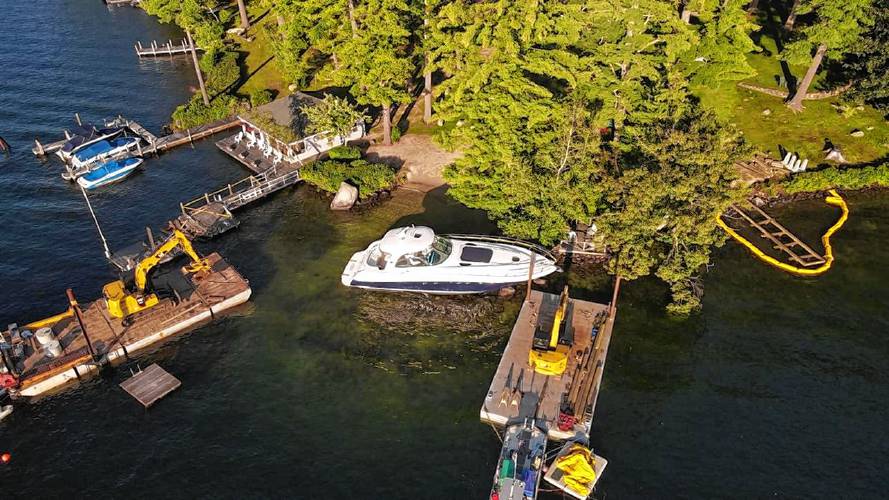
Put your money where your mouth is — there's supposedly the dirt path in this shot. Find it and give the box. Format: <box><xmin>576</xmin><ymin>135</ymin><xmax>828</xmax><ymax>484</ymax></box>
<box><xmin>365</xmin><ymin>134</ymin><xmax>462</xmax><ymax>192</ymax></box>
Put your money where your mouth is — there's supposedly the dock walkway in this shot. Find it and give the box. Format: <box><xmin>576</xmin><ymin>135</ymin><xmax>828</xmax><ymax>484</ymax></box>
<box><xmin>135</xmin><ymin>39</ymin><xmax>197</xmax><ymax>58</ymax></box>
<box><xmin>32</xmin><ymin>116</ymin><xmax>238</xmax><ymax>157</ymax></box>
<box><xmin>480</xmin><ymin>290</ymin><xmax>616</xmax><ymax>441</ymax></box>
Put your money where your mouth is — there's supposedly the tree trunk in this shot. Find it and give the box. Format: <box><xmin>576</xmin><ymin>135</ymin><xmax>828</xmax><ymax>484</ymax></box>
<box><xmin>423</xmin><ymin>65</ymin><xmax>433</xmax><ymax>124</ymax></box>
<box><xmin>237</xmin><ymin>0</ymin><xmax>250</xmax><ymax>30</ymax></box>
<box><xmin>187</xmin><ymin>31</ymin><xmax>210</xmax><ymax>106</ymax></box>
<box><xmin>787</xmin><ymin>43</ymin><xmax>827</xmax><ymax>112</ymax></box>
<box><xmin>784</xmin><ymin>0</ymin><xmax>800</xmax><ymax>30</ymax></box>
<box><xmin>680</xmin><ymin>7</ymin><xmax>692</xmax><ymax>23</ymax></box>
<box><xmin>381</xmin><ymin>103</ymin><xmax>392</xmax><ymax>146</ymax></box>
<box><xmin>347</xmin><ymin>0</ymin><xmax>359</xmax><ymax>38</ymax></box>
<box><xmin>747</xmin><ymin>0</ymin><xmax>759</xmax><ymax>13</ymax></box>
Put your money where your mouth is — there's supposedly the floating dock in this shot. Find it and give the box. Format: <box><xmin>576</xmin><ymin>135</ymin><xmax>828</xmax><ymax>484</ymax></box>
<box><xmin>135</xmin><ymin>39</ymin><xmax>199</xmax><ymax>58</ymax></box>
<box><xmin>480</xmin><ymin>290</ymin><xmax>615</xmax><ymax>441</ymax></box>
<box><xmin>32</xmin><ymin>116</ymin><xmax>238</xmax><ymax>157</ymax></box>
<box><xmin>120</xmin><ymin>363</ymin><xmax>181</xmax><ymax>407</ymax></box>
<box><xmin>0</xmin><ymin>253</ymin><xmax>250</xmax><ymax>398</ymax></box>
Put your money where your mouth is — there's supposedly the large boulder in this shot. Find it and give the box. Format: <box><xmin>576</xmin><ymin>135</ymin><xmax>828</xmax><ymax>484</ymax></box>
<box><xmin>330</xmin><ymin>181</ymin><xmax>358</xmax><ymax>210</ymax></box>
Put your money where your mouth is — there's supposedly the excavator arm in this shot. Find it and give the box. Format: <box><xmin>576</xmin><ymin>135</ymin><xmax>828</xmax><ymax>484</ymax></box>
<box><xmin>104</xmin><ymin>230</ymin><xmax>210</xmax><ymax>319</ymax></box>
<box><xmin>133</xmin><ymin>229</ymin><xmax>210</xmax><ymax>291</ymax></box>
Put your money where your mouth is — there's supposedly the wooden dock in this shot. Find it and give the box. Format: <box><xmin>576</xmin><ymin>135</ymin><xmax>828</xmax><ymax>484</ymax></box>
<box><xmin>32</xmin><ymin>116</ymin><xmax>238</xmax><ymax>157</ymax></box>
<box><xmin>1</xmin><ymin>253</ymin><xmax>251</xmax><ymax>398</ymax></box>
<box><xmin>171</xmin><ymin>164</ymin><xmax>303</xmax><ymax>239</ymax></box>
<box><xmin>735</xmin><ymin>154</ymin><xmax>788</xmax><ymax>186</ymax></box>
<box><xmin>135</xmin><ymin>39</ymin><xmax>199</xmax><ymax>58</ymax></box>
<box><xmin>480</xmin><ymin>290</ymin><xmax>616</xmax><ymax>441</ymax></box>
<box><xmin>729</xmin><ymin>203</ymin><xmax>826</xmax><ymax>267</ymax></box>
<box><xmin>120</xmin><ymin>363</ymin><xmax>181</xmax><ymax>407</ymax></box>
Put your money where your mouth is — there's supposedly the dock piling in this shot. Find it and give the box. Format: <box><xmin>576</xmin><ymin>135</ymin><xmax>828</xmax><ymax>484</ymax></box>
<box><xmin>74</xmin><ymin>113</ymin><xmax>82</xmax><ymax>126</ymax></box>
<box><xmin>35</xmin><ymin>139</ymin><xmax>44</xmax><ymax>156</ymax></box>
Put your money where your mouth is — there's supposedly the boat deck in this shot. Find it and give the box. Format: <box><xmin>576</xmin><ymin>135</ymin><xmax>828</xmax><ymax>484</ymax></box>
<box><xmin>480</xmin><ymin>290</ymin><xmax>616</xmax><ymax>440</ymax></box>
<box><xmin>4</xmin><ymin>253</ymin><xmax>250</xmax><ymax>397</ymax></box>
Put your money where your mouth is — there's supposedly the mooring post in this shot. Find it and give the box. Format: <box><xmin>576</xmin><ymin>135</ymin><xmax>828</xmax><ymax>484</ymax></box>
<box><xmin>525</xmin><ymin>252</ymin><xmax>536</xmax><ymax>303</ymax></box>
<box><xmin>609</xmin><ymin>275</ymin><xmax>622</xmax><ymax>318</ymax></box>
<box><xmin>204</xmin><ymin>192</ymin><xmax>210</xmax><ymax>204</ymax></box>
<box><xmin>136</xmin><ymin>141</ymin><xmax>143</xmax><ymax>156</ymax></box>
<box><xmin>74</xmin><ymin>113</ymin><xmax>82</xmax><ymax>126</ymax></box>
<box><xmin>180</xmin><ymin>202</ymin><xmax>186</xmax><ymax>215</ymax></box>
<box><xmin>146</xmin><ymin>226</ymin><xmax>155</xmax><ymax>250</ymax></box>
<box><xmin>35</xmin><ymin>139</ymin><xmax>44</xmax><ymax>156</ymax></box>
<box><xmin>66</xmin><ymin>289</ymin><xmax>99</xmax><ymax>362</ymax></box>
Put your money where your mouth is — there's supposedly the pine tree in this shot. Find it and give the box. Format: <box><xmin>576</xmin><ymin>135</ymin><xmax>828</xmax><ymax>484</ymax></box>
<box><xmin>783</xmin><ymin>0</ymin><xmax>874</xmax><ymax>111</ymax></box>
<box><xmin>326</xmin><ymin>0</ymin><xmax>419</xmax><ymax>145</ymax></box>
<box><xmin>841</xmin><ymin>0</ymin><xmax>889</xmax><ymax>111</ymax></box>
<box><xmin>684</xmin><ymin>0</ymin><xmax>761</xmax><ymax>85</ymax></box>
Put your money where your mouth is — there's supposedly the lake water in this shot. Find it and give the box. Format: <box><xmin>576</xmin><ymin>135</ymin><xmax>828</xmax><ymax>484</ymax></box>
<box><xmin>1</xmin><ymin>2</ymin><xmax>887</xmax><ymax>498</ymax></box>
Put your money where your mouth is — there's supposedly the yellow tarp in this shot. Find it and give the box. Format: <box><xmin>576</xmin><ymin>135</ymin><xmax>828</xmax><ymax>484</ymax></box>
<box><xmin>554</xmin><ymin>444</ymin><xmax>597</xmax><ymax>498</ymax></box>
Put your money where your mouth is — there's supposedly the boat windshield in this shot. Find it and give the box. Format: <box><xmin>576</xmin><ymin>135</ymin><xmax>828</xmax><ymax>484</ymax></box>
<box><xmin>396</xmin><ymin>236</ymin><xmax>453</xmax><ymax>267</ymax></box>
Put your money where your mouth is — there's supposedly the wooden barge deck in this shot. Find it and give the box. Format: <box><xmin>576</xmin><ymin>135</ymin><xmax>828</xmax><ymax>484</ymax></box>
<box><xmin>0</xmin><ymin>253</ymin><xmax>250</xmax><ymax>398</ymax></box>
<box><xmin>480</xmin><ymin>290</ymin><xmax>616</xmax><ymax>441</ymax></box>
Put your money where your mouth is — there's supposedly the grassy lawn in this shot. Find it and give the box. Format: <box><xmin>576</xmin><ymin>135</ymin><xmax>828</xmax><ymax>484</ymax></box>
<box><xmin>693</xmin><ymin>11</ymin><xmax>888</xmax><ymax>166</ymax></box>
<box><xmin>231</xmin><ymin>5</ymin><xmax>287</xmax><ymax>98</ymax></box>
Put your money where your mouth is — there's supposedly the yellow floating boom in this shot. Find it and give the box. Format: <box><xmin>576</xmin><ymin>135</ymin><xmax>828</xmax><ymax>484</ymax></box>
<box><xmin>716</xmin><ymin>189</ymin><xmax>848</xmax><ymax>276</ymax></box>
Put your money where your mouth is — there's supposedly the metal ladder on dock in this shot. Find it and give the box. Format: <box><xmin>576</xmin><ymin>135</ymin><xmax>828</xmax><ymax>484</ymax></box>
<box><xmin>730</xmin><ymin>203</ymin><xmax>826</xmax><ymax>267</ymax></box>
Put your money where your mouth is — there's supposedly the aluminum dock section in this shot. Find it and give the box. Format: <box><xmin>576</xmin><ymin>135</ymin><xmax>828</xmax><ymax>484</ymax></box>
<box><xmin>480</xmin><ymin>289</ymin><xmax>616</xmax><ymax>440</ymax></box>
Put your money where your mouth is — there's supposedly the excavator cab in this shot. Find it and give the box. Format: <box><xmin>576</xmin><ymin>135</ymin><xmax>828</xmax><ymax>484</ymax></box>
<box><xmin>103</xmin><ymin>230</ymin><xmax>211</xmax><ymax>319</ymax></box>
<box><xmin>529</xmin><ymin>286</ymin><xmax>573</xmax><ymax>376</ymax></box>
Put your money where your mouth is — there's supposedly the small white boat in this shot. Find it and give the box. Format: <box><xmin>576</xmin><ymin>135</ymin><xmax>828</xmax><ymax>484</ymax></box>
<box><xmin>76</xmin><ymin>157</ymin><xmax>143</xmax><ymax>189</ymax></box>
<box><xmin>69</xmin><ymin>136</ymin><xmax>140</xmax><ymax>170</ymax></box>
<box><xmin>491</xmin><ymin>418</ymin><xmax>548</xmax><ymax>500</ymax></box>
<box><xmin>341</xmin><ymin>226</ymin><xmax>559</xmax><ymax>294</ymax></box>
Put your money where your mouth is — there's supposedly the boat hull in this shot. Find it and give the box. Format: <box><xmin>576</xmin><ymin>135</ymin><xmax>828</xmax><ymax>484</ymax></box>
<box><xmin>76</xmin><ymin>158</ymin><xmax>142</xmax><ymax>189</ymax></box>
<box><xmin>348</xmin><ymin>280</ymin><xmax>519</xmax><ymax>294</ymax></box>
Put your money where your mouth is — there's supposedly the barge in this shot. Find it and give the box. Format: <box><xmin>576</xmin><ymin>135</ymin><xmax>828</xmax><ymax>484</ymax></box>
<box><xmin>0</xmin><ymin>252</ymin><xmax>250</xmax><ymax>398</ymax></box>
<box><xmin>480</xmin><ymin>289</ymin><xmax>615</xmax><ymax>440</ymax></box>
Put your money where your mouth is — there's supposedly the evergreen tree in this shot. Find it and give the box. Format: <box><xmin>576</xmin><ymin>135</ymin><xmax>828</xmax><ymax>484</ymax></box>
<box><xmin>842</xmin><ymin>0</ymin><xmax>889</xmax><ymax>112</ymax></box>
<box><xmin>326</xmin><ymin>0</ymin><xmax>419</xmax><ymax>145</ymax></box>
<box><xmin>684</xmin><ymin>0</ymin><xmax>760</xmax><ymax>85</ymax></box>
<box><xmin>304</xmin><ymin>95</ymin><xmax>368</xmax><ymax>142</ymax></box>
<box><xmin>783</xmin><ymin>0</ymin><xmax>874</xmax><ymax>111</ymax></box>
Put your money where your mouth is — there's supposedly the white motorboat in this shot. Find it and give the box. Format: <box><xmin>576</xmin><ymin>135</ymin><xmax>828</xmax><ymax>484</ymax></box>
<box><xmin>340</xmin><ymin>226</ymin><xmax>559</xmax><ymax>294</ymax></box>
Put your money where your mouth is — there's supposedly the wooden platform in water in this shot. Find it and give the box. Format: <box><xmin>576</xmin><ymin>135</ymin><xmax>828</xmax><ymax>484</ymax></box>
<box><xmin>2</xmin><ymin>253</ymin><xmax>251</xmax><ymax>398</ymax></box>
<box><xmin>480</xmin><ymin>290</ymin><xmax>616</xmax><ymax>441</ymax></box>
<box><xmin>729</xmin><ymin>203</ymin><xmax>826</xmax><ymax>267</ymax></box>
<box><xmin>120</xmin><ymin>363</ymin><xmax>181</xmax><ymax>407</ymax></box>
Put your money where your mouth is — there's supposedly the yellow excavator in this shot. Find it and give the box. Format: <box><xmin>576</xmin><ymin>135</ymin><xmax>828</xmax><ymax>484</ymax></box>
<box><xmin>529</xmin><ymin>286</ymin><xmax>572</xmax><ymax>376</ymax></box>
<box><xmin>103</xmin><ymin>229</ymin><xmax>211</xmax><ymax>319</ymax></box>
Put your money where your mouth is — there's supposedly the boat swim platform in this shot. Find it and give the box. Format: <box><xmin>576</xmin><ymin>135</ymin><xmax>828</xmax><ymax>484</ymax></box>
<box><xmin>120</xmin><ymin>363</ymin><xmax>181</xmax><ymax>408</ymax></box>
<box><xmin>480</xmin><ymin>290</ymin><xmax>616</xmax><ymax>441</ymax></box>
<box><xmin>2</xmin><ymin>253</ymin><xmax>251</xmax><ymax>399</ymax></box>
<box><xmin>32</xmin><ymin>116</ymin><xmax>238</xmax><ymax>157</ymax></box>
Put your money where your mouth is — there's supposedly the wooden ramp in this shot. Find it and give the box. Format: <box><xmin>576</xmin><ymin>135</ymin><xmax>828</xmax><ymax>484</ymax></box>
<box><xmin>120</xmin><ymin>364</ymin><xmax>181</xmax><ymax>408</ymax></box>
<box><xmin>730</xmin><ymin>203</ymin><xmax>826</xmax><ymax>267</ymax></box>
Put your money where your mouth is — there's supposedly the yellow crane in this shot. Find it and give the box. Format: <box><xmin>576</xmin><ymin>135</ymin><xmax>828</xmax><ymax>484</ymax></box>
<box><xmin>103</xmin><ymin>229</ymin><xmax>211</xmax><ymax>319</ymax></box>
<box><xmin>529</xmin><ymin>286</ymin><xmax>571</xmax><ymax>376</ymax></box>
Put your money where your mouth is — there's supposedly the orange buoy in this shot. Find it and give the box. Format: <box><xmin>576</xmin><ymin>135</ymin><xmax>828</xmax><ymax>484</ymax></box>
<box><xmin>1</xmin><ymin>453</ymin><xmax>10</xmax><ymax>464</ymax></box>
